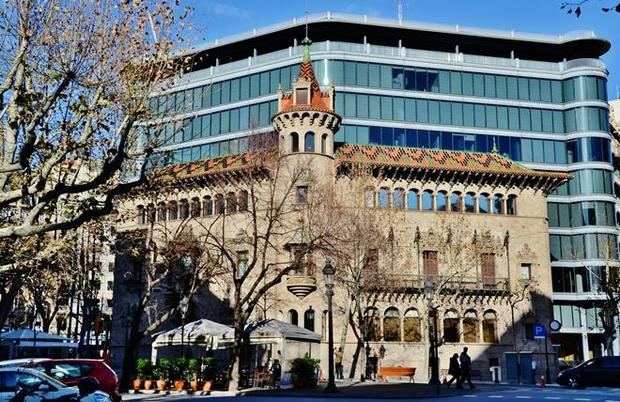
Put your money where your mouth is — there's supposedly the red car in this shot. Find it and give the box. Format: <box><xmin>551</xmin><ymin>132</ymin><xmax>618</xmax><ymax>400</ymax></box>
<box><xmin>27</xmin><ymin>359</ymin><xmax>121</xmax><ymax>402</ymax></box>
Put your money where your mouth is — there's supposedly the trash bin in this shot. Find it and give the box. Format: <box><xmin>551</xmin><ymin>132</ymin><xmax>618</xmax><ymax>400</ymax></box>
<box><xmin>490</xmin><ymin>366</ymin><xmax>502</xmax><ymax>383</ymax></box>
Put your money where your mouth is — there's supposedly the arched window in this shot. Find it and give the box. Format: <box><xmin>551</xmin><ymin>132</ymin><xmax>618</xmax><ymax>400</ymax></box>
<box><xmin>288</xmin><ymin>309</ymin><xmax>298</xmax><ymax>326</ymax></box>
<box><xmin>421</xmin><ymin>190</ymin><xmax>433</xmax><ymax>211</ymax></box>
<box><xmin>450</xmin><ymin>192</ymin><xmax>462</xmax><ymax>212</ymax></box>
<box><xmin>203</xmin><ymin>196</ymin><xmax>213</xmax><ymax>216</ymax></box>
<box><xmin>403</xmin><ymin>309</ymin><xmax>421</xmax><ymax>342</ymax></box>
<box><xmin>463</xmin><ymin>309</ymin><xmax>479</xmax><ymax>343</ymax></box>
<box><xmin>147</xmin><ymin>204</ymin><xmax>155</xmax><ymax>223</ymax></box>
<box><xmin>226</xmin><ymin>192</ymin><xmax>237</xmax><ymax>214</ymax></box>
<box><xmin>238</xmin><ymin>190</ymin><xmax>249</xmax><ymax>211</ymax></box>
<box><xmin>507</xmin><ymin>195</ymin><xmax>517</xmax><ymax>215</ymax></box>
<box><xmin>393</xmin><ymin>188</ymin><xmax>405</xmax><ymax>209</ymax></box>
<box><xmin>304</xmin><ymin>307</ymin><xmax>315</xmax><ymax>332</ymax></box>
<box><xmin>179</xmin><ymin>199</ymin><xmax>190</xmax><ymax>219</ymax></box>
<box><xmin>443</xmin><ymin>310</ymin><xmax>460</xmax><ymax>343</ymax></box>
<box><xmin>137</xmin><ymin>205</ymin><xmax>146</xmax><ymax>224</ymax></box>
<box><xmin>383</xmin><ymin>308</ymin><xmax>400</xmax><ymax>342</ymax></box>
<box><xmin>482</xmin><ymin>310</ymin><xmax>498</xmax><ymax>343</ymax></box>
<box><xmin>493</xmin><ymin>194</ymin><xmax>504</xmax><ymax>214</ymax></box>
<box><xmin>215</xmin><ymin>194</ymin><xmax>225</xmax><ymax>215</ymax></box>
<box><xmin>321</xmin><ymin>134</ymin><xmax>328</xmax><ymax>154</ymax></box>
<box><xmin>291</xmin><ymin>133</ymin><xmax>299</xmax><ymax>153</ymax></box>
<box><xmin>407</xmin><ymin>189</ymin><xmax>419</xmax><ymax>210</ymax></box>
<box><xmin>191</xmin><ymin>198</ymin><xmax>201</xmax><ymax>218</ymax></box>
<box><xmin>168</xmin><ymin>201</ymin><xmax>178</xmax><ymax>220</ymax></box>
<box><xmin>304</xmin><ymin>132</ymin><xmax>315</xmax><ymax>152</ymax></box>
<box><xmin>378</xmin><ymin>187</ymin><xmax>389</xmax><ymax>208</ymax></box>
<box><xmin>157</xmin><ymin>202</ymin><xmax>167</xmax><ymax>222</ymax></box>
<box><xmin>464</xmin><ymin>192</ymin><xmax>476</xmax><ymax>213</ymax></box>
<box><xmin>436</xmin><ymin>191</ymin><xmax>447</xmax><ymax>212</ymax></box>
<box><xmin>479</xmin><ymin>193</ymin><xmax>490</xmax><ymax>214</ymax></box>
<box><xmin>365</xmin><ymin>188</ymin><xmax>375</xmax><ymax>208</ymax></box>
<box><xmin>364</xmin><ymin>307</ymin><xmax>381</xmax><ymax>342</ymax></box>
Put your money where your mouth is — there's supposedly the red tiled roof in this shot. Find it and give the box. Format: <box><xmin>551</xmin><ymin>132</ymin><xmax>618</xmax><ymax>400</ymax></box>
<box><xmin>278</xmin><ymin>61</ymin><xmax>333</xmax><ymax>114</ymax></box>
<box><xmin>335</xmin><ymin>144</ymin><xmax>571</xmax><ymax>179</ymax></box>
<box><xmin>149</xmin><ymin>150</ymin><xmax>276</xmax><ymax>184</ymax></box>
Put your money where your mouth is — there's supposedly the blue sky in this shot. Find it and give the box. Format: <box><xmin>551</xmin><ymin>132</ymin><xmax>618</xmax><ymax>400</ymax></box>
<box><xmin>186</xmin><ymin>0</ymin><xmax>620</xmax><ymax>98</ymax></box>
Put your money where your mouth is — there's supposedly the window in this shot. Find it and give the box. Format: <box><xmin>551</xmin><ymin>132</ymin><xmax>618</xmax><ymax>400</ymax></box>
<box><xmin>423</xmin><ymin>250</ymin><xmax>438</xmax><ymax>280</ymax></box>
<box><xmin>179</xmin><ymin>200</ymin><xmax>189</xmax><ymax>219</ymax></box>
<box><xmin>436</xmin><ymin>191</ymin><xmax>447</xmax><ymax>212</ymax></box>
<box><xmin>215</xmin><ymin>194</ymin><xmax>225</xmax><ymax>214</ymax></box>
<box><xmin>191</xmin><ymin>198</ymin><xmax>201</xmax><ymax>218</ymax></box>
<box><xmin>296</xmin><ymin>186</ymin><xmax>307</xmax><ymax>203</ymax></box>
<box><xmin>291</xmin><ymin>133</ymin><xmax>299</xmax><ymax>153</ymax></box>
<box><xmin>481</xmin><ymin>253</ymin><xmax>496</xmax><ymax>287</ymax></box>
<box><xmin>422</xmin><ymin>190</ymin><xmax>433</xmax><ymax>211</ymax></box>
<box><xmin>304</xmin><ymin>308</ymin><xmax>315</xmax><ymax>332</ymax></box>
<box><xmin>463</xmin><ymin>310</ymin><xmax>479</xmax><ymax>343</ymax></box>
<box><xmin>521</xmin><ymin>263</ymin><xmax>532</xmax><ymax>280</ymax></box>
<box><xmin>378</xmin><ymin>187</ymin><xmax>389</xmax><ymax>208</ymax></box>
<box><xmin>407</xmin><ymin>189</ymin><xmax>419</xmax><ymax>210</ymax></box>
<box><xmin>506</xmin><ymin>195</ymin><xmax>517</xmax><ymax>215</ymax></box>
<box><xmin>393</xmin><ymin>188</ymin><xmax>405</xmax><ymax>209</ymax></box>
<box><xmin>364</xmin><ymin>308</ymin><xmax>381</xmax><ymax>341</ymax></box>
<box><xmin>383</xmin><ymin>308</ymin><xmax>400</xmax><ymax>341</ymax></box>
<box><xmin>237</xmin><ymin>251</ymin><xmax>249</xmax><ymax>278</ymax></box>
<box><xmin>238</xmin><ymin>191</ymin><xmax>249</xmax><ymax>211</ymax></box>
<box><xmin>289</xmin><ymin>309</ymin><xmax>298</xmax><ymax>326</ymax></box>
<box><xmin>365</xmin><ymin>188</ymin><xmax>375</xmax><ymax>207</ymax></box>
<box><xmin>321</xmin><ymin>134</ymin><xmax>328</xmax><ymax>154</ymax></box>
<box><xmin>203</xmin><ymin>196</ymin><xmax>213</xmax><ymax>216</ymax></box>
<box><xmin>479</xmin><ymin>194</ymin><xmax>489</xmax><ymax>214</ymax></box>
<box><xmin>157</xmin><ymin>203</ymin><xmax>167</xmax><ymax>222</ymax></box>
<box><xmin>304</xmin><ymin>132</ymin><xmax>315</xmax><ymax>152</ymax></box>
<box><xmin>443</xmin><ymin>310</ymin><xmax>460</xmax><ymax>343</ymax></box>
<box><xmin>492</xmin><ymin>194</ymin><xmax>504</xmax><ymax>214</ymax></box>
<box><xmin>168</xmin><ymin>201</ymin><xmax>178</xmax><ymax>220</ymax></box>
<box><xmin>403</xmin><ymin>309</ymin><xmax>422</xmax><ymax>342</ymax></box>
<box><xmin>464</xmin><ymin>193</ymin><xmax>475</xmax><ymax>213</ymax></box>
<box><xmin>226</xmin><ymin>192</ymin><xmax>237</xmax><ymax>214</ymax></box>
<box><xmin>147</xmin><ymin>204</ymin><xmax>156</xmax><ymax>223</ymax></box>
<box><xmin>137</xmin><ymin>205</ymin><xmax>146</xmax><ymax>224</ymax></box>
<box><xmin>450</xmin><ymin>192</ymin><xmax>462</xmax><ymax>212</ymax></box>
<box><xmin>482</xmin><ymin>310</ymin><xmax>498</xmax><ymax>343</ymax></box>
<box><xmin>365</xmin><ymin>249</ymin><xmax>379</xmax><ymax>271</ymax></box>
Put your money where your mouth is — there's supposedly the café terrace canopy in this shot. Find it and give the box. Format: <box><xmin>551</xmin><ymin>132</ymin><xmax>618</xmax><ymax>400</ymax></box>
<box><xmin>0</xmin><ymin>328</ymin><xmax>77</xmax><ymax>348</ymax></box>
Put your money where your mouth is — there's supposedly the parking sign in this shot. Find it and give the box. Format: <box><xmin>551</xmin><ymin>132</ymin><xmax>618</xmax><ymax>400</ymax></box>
<box><xmin>533</xmin><ymin>324</ymin><xmax>547</xmax><ymax>339</ymax></box>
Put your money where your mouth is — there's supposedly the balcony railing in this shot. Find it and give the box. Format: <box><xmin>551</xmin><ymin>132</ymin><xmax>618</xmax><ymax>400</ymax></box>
<box><xmin>364</xmin><ymin>274</ymin><xmax>510</xmax><ymax>294</ymax></box>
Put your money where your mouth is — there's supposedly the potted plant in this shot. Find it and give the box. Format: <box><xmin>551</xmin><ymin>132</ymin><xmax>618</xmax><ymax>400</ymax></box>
<box><xmin>187</xmin><ymin>358</ymin><xmax>201</xmax><ymax>392</ymax></box>
<box><xmin>201</xmin><ymin>357</ymin><xmax>217</xmax><ymax>393</ymax></box>
<box><xmin>290</xmin><ymin>357</ymin><xmax>320</xmax><ymax>388</ymax></box>
<box><xmin>134</xmin><ymin>358</ymin><xmax>152</xmax><ymax>391</ymax></box>
<box><xmin>154</xmin><ymin>358</ymin><xmax>171</xmax><ymax>392</ymax></box>
<box><xmin>173</xmin><ymin>357</ymin><xmax>188</xmax><ymax>391</ymax></box>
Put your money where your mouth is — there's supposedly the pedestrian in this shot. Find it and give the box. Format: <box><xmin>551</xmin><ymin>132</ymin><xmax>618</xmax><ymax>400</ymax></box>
<box><xmin>458</xmin><ymin>347</ymin><xmax>475</xmax><ymax>389</ymax></box>
<box><xmin>270</xmin><ymin>359</ymin><xmax>282</xmax><ymax>389</ymax></box>
<box><xmin>335</xmin><ymin>347</ymin><xmax>344</xmax><ymax>380</ymax></box>
<box><xmin>531</xmin><ymin>359</ymin><xmax>537</xmax><ymax>384</ymax></box>
<box><xmin>446</xmin><ymin>353</ymin><xmax>461</xmax><ymax>389</ymax></box>
<box><xmin>368</xmin><ymin>351</ymin><xmax>379</xmax><ymax>381</ymax></box>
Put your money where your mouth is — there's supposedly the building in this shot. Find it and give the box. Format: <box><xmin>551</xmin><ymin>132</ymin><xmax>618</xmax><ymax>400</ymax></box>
<box><xmin>113</xmin><ymin>30</ymin><xmax>578</xmax><ymax>385</ymax></box>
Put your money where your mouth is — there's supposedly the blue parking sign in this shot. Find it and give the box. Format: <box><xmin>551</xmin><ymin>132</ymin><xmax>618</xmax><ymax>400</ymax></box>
<box><xmin>533</xmin><ymin>324</ymin><xmax>547</xmax><ymax>339</ymax></box>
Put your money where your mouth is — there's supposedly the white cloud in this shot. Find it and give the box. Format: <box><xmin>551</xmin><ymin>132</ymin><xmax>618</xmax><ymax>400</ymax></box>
<box><xmin>206</xmin><ymin>1</ymin><xmax>251</xmax><ymax>20</ymax></box>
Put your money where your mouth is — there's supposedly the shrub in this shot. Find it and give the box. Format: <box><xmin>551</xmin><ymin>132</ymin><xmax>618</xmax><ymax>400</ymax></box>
<box><xmin>187</xmin><ymin>358</ymin><xmax>200</xmax><ymax>380</ymax></box>
<box><xmin>290</xmin><ymin>357</ymin><xmax>320</xmax><ymax>385</ymax></box>
<box><xmin>173</xmin><ymin>357</ymin><xmax>188</xmax><ymax>380</ymax></box>
<box><xmin>202</xmin><ymin>357</ymin><xmax>217</xmax><ymax>381</ymax></box>
<box><xmin>154</xmin><ymin>358</ymin><xmax>172</xmax><ymax>380</ymax></box>
<box><xmin>136</xmin><ymin>358</ymin><xmax>153</xmax><ymax>380</ymax></box>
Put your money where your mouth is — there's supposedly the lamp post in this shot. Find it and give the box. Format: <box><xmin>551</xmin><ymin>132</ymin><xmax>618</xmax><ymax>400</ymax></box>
<box><xmin>424</xmin><ymin>280</ymin><xmax>440</xmax><ymax>392</ymax></box>
<box><xmin>33</xmin><ymin>321</ymin><xmax>41</xmax><ymax>358</ymax></box>
<box><xmin>323</xmin><ymin>260</ymin><xmax>337</xmax><ymax>393</ymax></box>
<box><xmin>179</xmin><ymin>296</ymin><xmax>189</xmax><ymax>359</ymax></box>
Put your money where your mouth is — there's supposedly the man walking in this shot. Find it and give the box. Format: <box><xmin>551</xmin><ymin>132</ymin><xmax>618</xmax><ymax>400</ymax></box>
<box><xmin>458</xmin><ymin>347</ymin><xmax>475</xmax><ymax>389</ymax></box>
<box><xmin>335</xmin><ymin>347</ymin><xmax>344</xmax><ymax>380</ymax></box>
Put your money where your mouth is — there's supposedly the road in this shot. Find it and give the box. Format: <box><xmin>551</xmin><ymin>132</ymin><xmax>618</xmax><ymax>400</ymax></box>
<box><xmin>126</xmin><ymin>385</ymin><xmax>620</xmax><ymax>402</ymax></box>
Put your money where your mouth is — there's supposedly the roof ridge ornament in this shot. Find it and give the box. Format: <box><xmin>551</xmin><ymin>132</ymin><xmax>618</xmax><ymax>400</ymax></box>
<box><xmin>491</xmin><ymin>137</ymin><xmax>498</xmax><ymax>153</ymax></box>
<box><xmin>302</xmin><ymin>36</ymin><xmax>312</xmax><ymax>62</ymax></box>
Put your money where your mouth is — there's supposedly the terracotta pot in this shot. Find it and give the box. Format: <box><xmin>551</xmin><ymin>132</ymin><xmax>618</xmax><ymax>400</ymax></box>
<box><xmin>156</xmin><ymin>379</ymin><xmax>168</xmax><ymax>391</ymax></box>
<box><xmin>132</xmin><ymin>379</ymin><xmax>143</xmax><ymax>390</ymax></box>
<box><xmin>174</xmin><ymin>380</ymin><xmax>185</xmax><ymax>391</ymax></box>
<box><xmin>144</xmin><ymin>380</ymin><xmax>153</xmax><ymax>390</ymax></box>
<box><xmin>202</xmin><ymin>380</ymin><xmax>213</xmax><ymax>393</ymax></box>
<box><xmin>190</xmin><ymin>380</ymin><xmax>202</xmax><ymax>392</ymax></box>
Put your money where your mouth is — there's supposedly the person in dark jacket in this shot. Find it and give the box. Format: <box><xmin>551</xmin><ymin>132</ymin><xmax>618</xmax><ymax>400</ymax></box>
<box><xmin>458</xmin><ymin>347</ymin><xmax>475</xmax><ymax>389</ymax></box>
<box><xmin>446</xmin><ymin>353</ymin><xmax>461</xmax><ymax>388</ymax></box>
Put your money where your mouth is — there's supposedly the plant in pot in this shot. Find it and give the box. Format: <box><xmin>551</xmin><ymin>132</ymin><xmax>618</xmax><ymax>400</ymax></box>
<box><xmin>154</xmin><ymin>358</ymin><xmax>172</xmax><ymax>392</ymax></box>
<box><xmin>135</xmin><ymin>358</ymin><xmax>153</xmax><ymax>391</ymax></box>
<box><xmin>187</xmin><ymin>358</ymin><xmax>201</xmax><ymax>392</ymax></box>
<box><xmin>291</xmin><ymin>357</ymin><xmax>320</xmax><ymax>388</ymax></box>
<box><xmin>201</xmin><ymin>357</ymin><xmax>217</xmax><ymax>393</ymax></box>
<box><xmin>173</xmin><ymin>357</ymin><xmax>188</xmax><ymax>391</ymax></box>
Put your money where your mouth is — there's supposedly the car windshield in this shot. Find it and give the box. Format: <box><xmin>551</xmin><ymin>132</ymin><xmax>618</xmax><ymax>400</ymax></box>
<box><xmin>25</xmin><ymin>370</ymin><xmax>67</xmax><ymax>388</ymax></box>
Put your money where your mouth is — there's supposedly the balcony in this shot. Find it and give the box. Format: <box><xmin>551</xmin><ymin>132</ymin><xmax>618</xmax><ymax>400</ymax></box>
<box><xmin>286</xmin><ymin>273</ymin><xmax>317</xmax><ymax>299</ymax></box>
<box><xmin>364</xmin><ymin>274</ymin><xmax>510</xmax><ymax>295</ymax></box>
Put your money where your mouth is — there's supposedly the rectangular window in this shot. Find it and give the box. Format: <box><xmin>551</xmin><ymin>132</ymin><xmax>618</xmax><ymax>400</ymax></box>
<box><xmin>518</xmin><ymin>78</ymin><xmax>529</xmax><ymax>100</ymax></box>
<box><xmin>450</xmin><ymin>71</ymin><xmax>462</xmax><ymax>95</ymax></box>
<box><xmin>519</xmin><ymin>108</ymin><xmax>531</xmax><ymax>131</ymax></box>
<box><xmin>391</xmin><ymin>67</ymin><xmax>404</xmax><ymax>89</ymax></box>
<box><xmin>507</xmin><ymin>77</ymin><xmax>518</xmax><ymax>99</ymax></box>
<box><xmin>462</xmin><ymin>72</ymin><xmax>473</xmax><ymax>96</ymax></box>
<box><xmin>531</xmin><ymin>109</ymin><xmax>542</xmax><ymax>132</ymax></box>
<box><xmin>423</xmin><ymin>250</ymin><xmax>438</xmax><ymax>278</ymax></box>
<box><xmin>451</xmin><ymin>103</ymin><xmax>463</xmax><ymax>126</ymax></box>
<box><xmin>357</xmin><ymin>94</ymin><xmax>369</xmax><ymax>119</ymax></box>
<box><xmin>508</xmin><ymin>107</ymin><xmax>520</xmax><ymax>130</ymax></box>
<box><xmin>405</xmin><ymin>98</ymin><xmax>416</xmax><ymax>122</ymax></box>
<box><xmin>540</xmin><ymin>79</ymin><xmax>552</xmax><ymax>102</ymax></box>
<box><xmin>368</xmin><ymin>64</ymin><xmax>380</xmax><ymax>87</ymax></box>
<box><xmin>463</xmin><ymin>103</ymin><xmax>474</xmax><ymax>127</ymax></box>
<box><xmin>296</xmin><ymin>186</ymin><xmax>308</xmax><ymax>203</ymax></box>
<box><xmin>496</xmin><ymin>76</ymin><xmax>507</xmax><ymax>98</ymax></box>
<box><xmin>473</xmin><ymin>73</ymin><xmax>485</xmax><ymax>97</ymax></box>
<box><xmin>369</xmin><ymin>96</ymin><xmax>381</xmax><ymax>119</ymax></box>
<box><xmin>428</xmin><ymin>100</ymin><xmax>440</xmax><ymax>124</ymax></box>
<box><xmin>250</xmin><ymin>74</ymin><xmax>260</xmax><ymax>98</ymax></box>
<box><xmin>481</xmin><ymin>253</ymin><xmax>496</xmax><ymax>287</ymax></box>
<box><xmin>381</xmin><ymin>96</ymin><xmax>393</xmax><ymax>120</ymax></box>
<box><xmin>357</xmin><ymin>62</ymin><xmax>368</xmax><ymax>86</ymax></box>
<box><xmin>474</xmin><ymin>104</ymin><xmax>485</xmax><ymax>128</ymax></box>
<box><xmin>542</xmin><ymin>110</ymin><xmax>554</xmax><ymax>133</ymax></box>
<box><xmin>221</xmin><ymin>80</ymin><xmax>230</xmax><ymax>104</ymax></box>
<box><xmin>416</xmin><ymin>100</ymin><xmax>428</xmax><ymax>123</ymax></box>
<box><xmin>237</xmin><ymin>251</ymin><xmax>249</xmax><ymax>278</ymax></box>
<box><xmin>529</xmin><ymin>79</ymin><xmax>540</xmax><ymax>101</ymax></box>
<box><xmin>393</xmin><ymin>97</ymin><xmax>405</xmax><ymax>121</ymax></box>
<box><xmin>484</xmin><ymin>75</ymin><xmax>496</xmax><ymax>97</ymax></box>
<box><xmin>380</xmin><ymin>65</ymin><xmax>392</xmax><ymax>88</ymax></box>
<box><xmin>440</xmin><ymin>102</ymin><xmax>452</xmax><ymax>125</ymax></box>
<box><xmin>521</xmin><ymin>263</ymin><xmax>532</xmax><ymax>280</ymax></box>
<box><xmin>497</xmin><ymin>107</ymin><xmax>508</xmax><ymax>129</ymax></box>
<box><xmin>344</xmin><ymin>93</ymin><xmax>356</xmax><ymax>117</ymax></box>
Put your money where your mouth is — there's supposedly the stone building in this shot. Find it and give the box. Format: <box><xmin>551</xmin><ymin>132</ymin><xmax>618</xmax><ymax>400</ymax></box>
<box><xmin>113</xmin><ymin>39</ymin><xmax>570</xmax><ymax>384</ymax></box>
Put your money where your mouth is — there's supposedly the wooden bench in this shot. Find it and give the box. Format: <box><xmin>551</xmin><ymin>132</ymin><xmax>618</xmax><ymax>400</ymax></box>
<box><xmin>378</xmin><ymin>366</ymin><xmax>416</xmax><ymax>383</ymax></box>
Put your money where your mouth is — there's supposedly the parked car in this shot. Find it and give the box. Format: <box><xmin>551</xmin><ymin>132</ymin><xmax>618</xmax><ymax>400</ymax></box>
<box><xmin>0</xmin><ymin>367</ymin><xmax>78</xmax><ymax>402</ymax></box>
<box><xmin>0</xmin><ymin>359</ymin><xmax>49</xmax><ymax>368</ymax></box>
<box><xmin>557</xmin><ymin>356</ymin><xmax>620</xmax><ymax>389</ymax></box>
<box><xmin>26</xmin><ymin>360</ymin><xmax>121</xmax><ymax>402</ymax></box>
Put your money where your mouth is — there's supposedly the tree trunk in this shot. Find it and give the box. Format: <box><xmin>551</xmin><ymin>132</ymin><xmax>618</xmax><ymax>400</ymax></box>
<box><xmin>227</xmin><ymin>290</ymin><xmax>244</xmax><ymax>392</ymax></box>
<box><xmin>119</xmin><ymin>313</ymin><xmax>143</xmax><ymax>392</ymax></box>
<box><xmin>0</xmin><ymin>277</ymin><xmax>22</xmax><ymax>328</ymax></box>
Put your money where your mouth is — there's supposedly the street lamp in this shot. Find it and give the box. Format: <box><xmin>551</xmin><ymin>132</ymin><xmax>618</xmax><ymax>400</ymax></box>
<box><xmin>323</xmin><ymin>260</ymin><xmax>337</xmax><ymax>393</ymax></box>
<box><xmin>424</xmin><ymin>280</ymin><xmax>440</xmax><ymax>391</ymax></box>
<box><xmin>33</xmin><ymin>321</ymin><xmax>41</xmax><ymax>357</ymax></box>
<box><xmin>179</xmin><ymin>296</ymin><xmax>190</xmax><ymax>359</ymax></box>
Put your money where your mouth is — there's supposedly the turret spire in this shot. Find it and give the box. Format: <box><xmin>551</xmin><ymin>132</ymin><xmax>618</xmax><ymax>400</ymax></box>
<box><xmin>302</xmin><ymin>36</ymin><xmax>312</xmax><ymax>63</ymax></box>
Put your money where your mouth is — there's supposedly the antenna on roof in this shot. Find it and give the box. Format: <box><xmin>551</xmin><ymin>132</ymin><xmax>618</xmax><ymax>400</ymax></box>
<box><xmin>304</xmin><ymin>0</ymin><xmax>309</xmax><ymax>38</ymax></box>
<box><xmin>397</xmin><ymin>0</ymin><xmax>404</xmax><ymax>24</ymax></box>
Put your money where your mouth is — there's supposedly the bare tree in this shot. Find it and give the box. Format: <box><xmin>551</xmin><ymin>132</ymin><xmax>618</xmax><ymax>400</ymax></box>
<box><xmin>0</xmin><ymin>0</ymin><xmax>187</xmax><ymax>241</ymax></box>
<box><xmin>561</xmin><ymin>1</ymin><xmax>620</xmax><ymax>16</ymax></box>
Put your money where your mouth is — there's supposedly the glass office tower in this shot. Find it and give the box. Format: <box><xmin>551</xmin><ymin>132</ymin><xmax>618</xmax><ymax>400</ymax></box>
<box><xmin>147</xmin><ymin>13</ymin><xmax>617</xmax><ymax>362</ymax></box>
